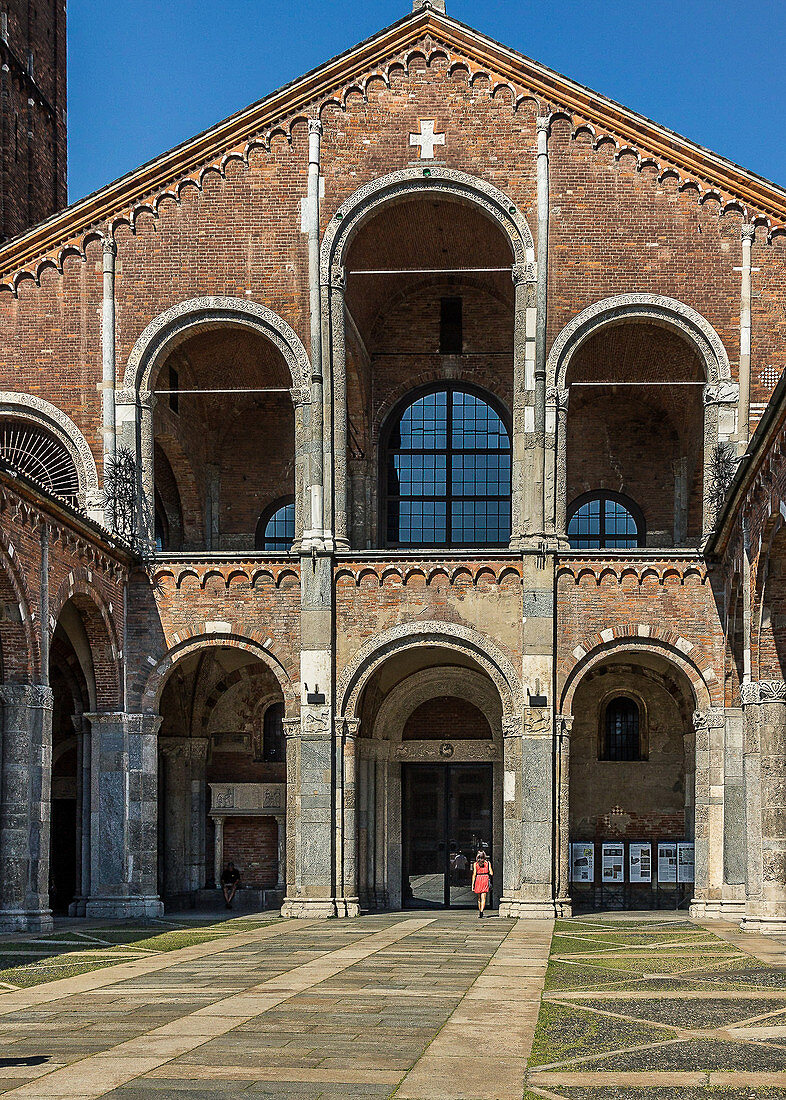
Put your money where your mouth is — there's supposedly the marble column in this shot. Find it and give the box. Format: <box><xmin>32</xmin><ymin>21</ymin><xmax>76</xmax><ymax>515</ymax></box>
<box><xmin>0</xmin><ymin>684</ymin><xmax>54</xmax><ymax>932</ymax></box>
<box><xmin>189</xmin><ymin>738</ymin><xmax>208</xmax><ymax>893</ymax></box>
<box><xmin>213</xmin><ymin>816</ymin><xmax>224</xmax><ymax>890</ymax></box>
<box><xmin>498</xmin><ymin>708</ymin><xmax>556</xmax><ymax>918</ymax></box>
<box><xmin>327</xmin><ymin>264</ymin><xmax>348</xmax><ymax>549</ymax></box>
<box><xmin>549</xmin><ymin>387</ymin><xmax>570</xmax><ymax>540</ymax></box>
<box><xmin>554</xmin><ymin>714</ymin><xmax>572</xmax><ymax>915</ymax></box>
<box><xmin>337</xmin><ymin>716</ymin><xmax>360</xmax><ymax>917</ymax></box>
<box><xmin>70</xmin><ymin>713</ymin><xmax>91</xmax><ymax>917</ymax></box>
<box><xmin>85</xmin><ymin>712</ymin><xmax>163</xmax><ymax>919</ymax></box>
<box><xmin>688</xmin><ymin>708</ymin><xmax>725</xmax><ymax>918</ymax></box>
<box><xmin>741</xmin><ymin>681</ymin><xmax>786</xmax><ymax>933</ymax></box>
<box><xmin>509</xmin><ymin>261</ymin><xmax>538</xmax><ymax>548</ymax></box>
<box><xmin>275</xmin><ymin>815</ymin><xmax>286</xmax><ymax>890</ymax></box>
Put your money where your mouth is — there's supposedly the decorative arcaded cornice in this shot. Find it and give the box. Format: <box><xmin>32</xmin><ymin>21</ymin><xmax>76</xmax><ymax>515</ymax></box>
<box><xmin>3</xmin><ymin>9</ymin><xmax>786</xmax><ymax>293</ymax></box>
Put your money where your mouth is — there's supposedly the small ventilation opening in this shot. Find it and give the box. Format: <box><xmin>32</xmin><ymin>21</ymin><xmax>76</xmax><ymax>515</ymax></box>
<box><xmin>440</xmin><ymin>296</ymin><xmax>462</xmax><ymax>354</ymax></box>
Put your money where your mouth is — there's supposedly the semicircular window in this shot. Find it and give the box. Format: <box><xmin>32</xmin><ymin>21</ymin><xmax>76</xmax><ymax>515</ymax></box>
<box><xmin>0</xmin><ymin>418</ymin><xmax>79</xmax><ymax>504</ymax></box>
<box><xmin>567</xmin><ymin>491</ymin><xmax>644</xmax><ymax>550</ymax></box>
<box><xmin>385</xmin><ymin>386</ymin><xmax>511</xmax><ymax>548</ymax></box>
<box><xmin>255</xmin><ymin>497</ymin><xmax>295</xmax><ymax>552</ymax></box>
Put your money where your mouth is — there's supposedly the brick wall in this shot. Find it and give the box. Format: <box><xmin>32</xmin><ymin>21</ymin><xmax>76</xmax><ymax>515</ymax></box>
<box><xmin>402</xmin><ymin>696</ymin><xmax>492</xmax><ymax>740</ymax></box>
<box><xmin>222</xmin><ymin>816</ymin><xmax>278</xmax><ymax>889</ymax></box>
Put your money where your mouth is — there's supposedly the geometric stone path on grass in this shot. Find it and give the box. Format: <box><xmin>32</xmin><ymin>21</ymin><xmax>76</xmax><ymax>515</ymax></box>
<box><xmin>0</xmin><ymin>912</ymin><xmax>550</xmax><ymax>1100</ymax></box>
<box><xmin>526</xmin><ymin>915</ymin><xmax>786</xmax><ymax>1099</ymax></box>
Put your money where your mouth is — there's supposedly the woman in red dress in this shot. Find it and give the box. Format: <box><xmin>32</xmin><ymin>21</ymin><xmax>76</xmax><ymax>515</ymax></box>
<box><xmin>471</xmin><ymin>850</ymin><xmax>492</xmax><ymax>917</ymax></box>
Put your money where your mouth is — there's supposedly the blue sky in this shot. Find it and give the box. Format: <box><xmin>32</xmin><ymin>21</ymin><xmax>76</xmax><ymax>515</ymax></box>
<box><xmin>68</xmin><ymin>1</ymin><xmax>786</xmax><ymax>203</ymax></box>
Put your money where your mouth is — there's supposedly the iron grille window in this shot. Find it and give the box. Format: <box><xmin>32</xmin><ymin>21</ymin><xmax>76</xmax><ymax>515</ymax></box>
<box><xmin>263</xmin><ymin>702</ymin><xmax>285</xmax><ymax>763</ymax></box>
<box><xmin>0</xmin><ymin>418</ymin><xmax>79</xmax><ymax>504</ymax></box>
<box><xmin>385</xmin><ymin>386</ymin><xmax>511</xmax><ymax>548</ymax></box>
<box><xmin>255</xmin><ymin>498</ymin><xmax>295</xmax><ymax>552</ymax></box>
<box><xmin>567</xmin><ymin>491</ymin><xmax>644</xmax><ymax>549</ymax></box>
<box><xmin>602</xmin><ymin>697</ymin><xmax>641</xmax><ymax>761</ymax></box>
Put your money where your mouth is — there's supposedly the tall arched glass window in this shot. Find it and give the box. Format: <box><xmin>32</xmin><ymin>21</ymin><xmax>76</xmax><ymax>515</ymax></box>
<box><xmin>385</xmin><ymin>386</ymin><xmax>511</xmax><ymax>548</ymax></box>
<box><xmin>567</xmin><ymin>491</ymin><xmax>644</xmax><ymax>550</ymax></box>
<box><xmin>602</xmin><ymin>697</ymin><xmax>641</xmax><ymax>761</ymax></box>
<box><xmin>255</xmin><ymin>498</ymin><xmax>295</xmax><ymax>552</ymax></box>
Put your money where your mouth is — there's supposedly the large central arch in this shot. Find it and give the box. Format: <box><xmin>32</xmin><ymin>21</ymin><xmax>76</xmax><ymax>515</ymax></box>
<box><xmin>320</xmin><ymin>167</ymin><xmax>537</xmax><ymax>549</ymax></box>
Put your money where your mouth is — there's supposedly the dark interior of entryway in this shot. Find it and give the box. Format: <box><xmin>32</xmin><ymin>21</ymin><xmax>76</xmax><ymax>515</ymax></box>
<box><xmin>402</xmin><ymin>763</ymin><xmax>492</xmax><ymax>909</ymax></box>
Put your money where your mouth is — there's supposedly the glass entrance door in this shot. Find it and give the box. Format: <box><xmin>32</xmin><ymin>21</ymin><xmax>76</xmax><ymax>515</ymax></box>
<box><xmin>402</xmin><ymin>763</ymin><xmax>493</xmax><ymax>909</ymax></box>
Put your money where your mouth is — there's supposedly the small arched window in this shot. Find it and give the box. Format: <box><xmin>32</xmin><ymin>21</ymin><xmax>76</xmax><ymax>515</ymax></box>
<box><xmin>567</xmin><ymin>491</ymin><xmax>644</xmax><ymax>550</ymax></box>
<box><xmin>263</xmin><ymin>702</ymin><xmax>285</xmax><ymax>763</ymax></box>
<box><xmin>602</xmin><ymin>697</ymin><xmax>641</xmax><ymax>761</ymax></box>
<box><xmin>384</xmin><ymin>385</ymin><xmax>511</xmax><ymax>548</ymax></box>
<box><xmin>255</xmin><ymin>498</ymin><xmax>295</xmax><ymax>552</ymax></box>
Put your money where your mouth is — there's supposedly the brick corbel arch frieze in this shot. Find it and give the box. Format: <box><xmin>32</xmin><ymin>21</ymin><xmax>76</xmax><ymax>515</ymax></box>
<box><xmin>560</xmin><ymin>627</ymin><xmax>716</xmax><ymax>717</ymax></box>
<box><xmin>0</xmin><ymin>392</ymin><xmax>101</xmax><ymax>513</ymax></box>
<box><xmin>336</xmin><ymin>620</ymin><xmax>524</xmax><ymax>723</ymax></box>
<box><xmin>122</xmin><ymin>297</ymin><xmax>312</xmax><ymax>398</ymax></box>
<box><xmin>140</xmin><ymin>632</ymin><xmax>297</xmax><ymax>717</ymax></box>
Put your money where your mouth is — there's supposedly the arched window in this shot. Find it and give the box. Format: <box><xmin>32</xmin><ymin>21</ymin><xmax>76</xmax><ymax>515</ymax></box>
<box><xmin>262</xmin><ymin>702</ymin><xmax>285</xmax><ymax>763</ymax></box>
<box><xmin>255</xmin><ymin>498</ymin><xmax>295</xmax><ymax>552</ymax></box>
<box><xmin>602</xmin><ymin>697</ymin><xmax>641</xmax><ymax>761</ymax></box>
<box><xmin>384</xmin><ymin>386</ymin><xmax>511</xmax><ymax>548</ymax></box>
<box><xmin>567</xmin><ymin>491</ymin><xmax>644</xmax><ymax>550</ymax></box>
<box><xmin>0</xmin><ymin>418</ymin><xmax>79</xmax><ymax>504</ymax></box>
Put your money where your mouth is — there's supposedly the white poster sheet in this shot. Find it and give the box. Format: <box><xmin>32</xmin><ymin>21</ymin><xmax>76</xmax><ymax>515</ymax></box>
<box><xmin>601</xmin><ymin>842</ymin><xmax>624</xmax><ymax>883</ymax></box>
<box><xmin>629</xmin><ymin>842</ymin><xmax>652</xmax><ymax>884</ymax></box>
<box><xmin>658</xmin><ymin>842</ymin><xmax>677</xmax><ymax>883</ymax></box>
<box><xmin>677</xmin><ymin>842</ymin><xmax>695</xmax><ymax>883</ymax></box>
<box><xmin>570</xmin><ymin>842</ymin><xmax>594</xmax><ymax>883</ymax></box>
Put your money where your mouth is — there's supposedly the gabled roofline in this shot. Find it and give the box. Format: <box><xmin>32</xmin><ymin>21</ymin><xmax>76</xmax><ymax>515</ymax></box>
<box><xmin>3</xmin><ymin>5</ymin><xmax>786</xmax><ymax>280</ymax></box>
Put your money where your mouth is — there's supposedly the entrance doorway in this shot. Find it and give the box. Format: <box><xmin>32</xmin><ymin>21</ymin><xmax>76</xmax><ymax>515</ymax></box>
<box><xmin>402</xmin><ymin>763</ymin><xmax>492</xmax><ymax>909</ymax></box>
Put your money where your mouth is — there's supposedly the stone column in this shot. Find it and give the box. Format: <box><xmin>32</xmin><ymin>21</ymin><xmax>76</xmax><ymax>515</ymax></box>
<box><xmin>86</xmin><ymin>712</ymin><xmax>163</xmax><ymax>919</ymax></box>
<box><xmin>498</xmin><ymin>708</ymin><xmax>556</xmax><ymax>918</ymax></box>
<box><xmin>510</xmin><ymin>261</ymin><xmax>537</xmax><ymax>547</ymax></box>
<box><xmin>549</xmin><ymin>388</ymin><xmax>570</xmax><ymax>538</ymax></box>
<box><xmin>337</xmin><ymin>716</ymin><xmax>360</xmax><ymax>916</ymax></box>
<box><xmin>689</xmin><ymin>708</ymin><xmax>725</xmax><ymax>918</ymax></box>
<box><xmin>101</xmin><ymin>237</ymin><xmax>117</xmax><ymax>482</ymax></box>
<box><xmin>189</xmin><ymin>739</ymin><xmax>208</xmax><ymax>893</ymax></box>
<box><xmin>71</xmin><ymin>713</ymin><xmax>91</xmax><ymax>917</ymax></box>
<box><xmin>0</xmin><ymin>684</ymin><xmax>53</xmax><ymax>932</ymax></box>
<box><xmin>213</xmin><ymin>816</ymin><xmax>224</xmax><ymax>890</ymax></box>
<box><xmin>554</xmin><ymin>714</ymin><xmax>572</xmax><ymax>914</ymax></box>
<box><xmin>722</xmin><ymin>708</ymin><xmax>747</xmax><ymax>917</ymax></box>
<box><xmin>327</xmin><ymin>264</ymin><xmax>348</xmax><ymax>550</ymax></box>
<box><xmin>275</xmin><ymin>815</ymin><xmax>286</xmax><ymax>890</ymax></box>
<box><xmin>292</xmin><ymin>390</ymin><xmax>310</xmax><ymax>552</ymax></box>
<box><xmin>741</xmin><ymin>681</ymin><xmax>786</xmax><ymax>933</ymax></box>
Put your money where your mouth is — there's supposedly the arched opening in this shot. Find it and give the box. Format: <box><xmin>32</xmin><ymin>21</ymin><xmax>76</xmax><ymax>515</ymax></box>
<box><xmin>0</xmin><ymin>416</ymin><xmax>79</xmax><ymax>505</ymax></box>
<box><xmin>565</xmin><ymin>321</ymin><xmax>705</xmax><ymax>548</ymax></box>
<box><xmin>157</xmin><ymin>645</ymin><xmax>287</xmax><ymax>911</ymax></box>
<box><xmin>48</xmin><ymin>596</ymin><xmax>110</xmax><ymax>916</ymax></box>
<box><xmin>255</xmin><ymin>497</ymin><xmax>295</xmax><ymax>552</ymax></box>
<box><xmin>568</xmin><ymin>650</ymin><xmax>696</xmax><ymax>910</ymax></box>
<box><xmin>353</xmin><ymin>647</ymin><xmax>504</xmax><ymax>910</ymax></box>
<box><xmin>340</xmin><ymin>192</ymin><xmax>520</xmax><ymax>549</ymax></box>
<box><xmin>151</xmin><ymin>326</ymin><xmax>295</xmax><ymax>552</ymax></box>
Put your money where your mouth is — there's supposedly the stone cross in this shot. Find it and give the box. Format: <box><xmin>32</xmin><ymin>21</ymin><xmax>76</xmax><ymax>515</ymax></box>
<box><xmin>410</xmin><ymin>119</ymin><xmax>445</xmax><ymax>159</ymax></box>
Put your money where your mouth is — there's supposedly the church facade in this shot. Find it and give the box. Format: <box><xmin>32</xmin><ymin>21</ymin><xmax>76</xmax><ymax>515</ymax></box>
<box><xmin>1</xmin><ymin>0</ymin><xmax>786</xmax><ymax>931</ymax></box>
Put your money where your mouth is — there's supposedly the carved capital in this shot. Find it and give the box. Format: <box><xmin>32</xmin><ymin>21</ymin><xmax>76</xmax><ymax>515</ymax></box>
<box><xmin>512</xmin><ymin>261</ymin><xmax>536</xmax><ymax>286</ymax></box>
<box><xmin>0</xmin><ymin>683</ymin><xmax>53</xmax><ymax>709</ymax></box>
<box><xmin>536</xmin><ymin>116</ymin><xmax>551</xmax><ymax>134</ymax></box>
<box><xmin>329</xmin><ymin>264</ymin><xmax>346</xmax><ymax>292</ymax></box>
<box><xmin>693</xmin><ymin>708</ymin><xmax>726</xmax><ymax>730</ymax></box>
<box><xmin>336</xmin><ymin>716</ymin><xmax>360</xmax><ymax>739</ymax></box>
<box><xmin>308</xmin><ymin>118</ymin><xmax>323</xmax><ymax>137</ymax></box>
<box><xmin>741</xmin><ymin>223</ymin><xmax>756</xmax><ymax>243</ymax></box>
<box><xmin>283</xmin><ymin>717</ymin><xmax>301</xmax><ymax>739</ymax></box>
<box><xmin>546</xmin><ymin>386</ymin><xmax>569</xmax><ymax>412</ymax></box>
<box><xmin>289</xmin><ymin>384</ymin><xmax>311</xmax><ymax>407</ymax></box>
<box><xmin>556</xmin><ymin>714</ymin><xmax>574</xmax><ymax>738</ymax></box>
<box><xmin>501</xmin><ymin>715</ymin><xmax>522</xmax><ymax>738</ymax></box>
<box><xmin>102</xmin><ymin>236</ymin><xmax>117</xmax><ymax>257</ymax></box>
<box><xmin>758</xmin><ymin>680</ymin><xmax>786</xmax><ymax>704</ymax></box>
<box><xmin>740</xmin><ymin>682</ymin><xmax>760</xmax><ymax>706</ymax></box>
<box><xmin>704</xmin><ymin>381</ymin><xmax>740</xmax><ymax>406</ymax></box>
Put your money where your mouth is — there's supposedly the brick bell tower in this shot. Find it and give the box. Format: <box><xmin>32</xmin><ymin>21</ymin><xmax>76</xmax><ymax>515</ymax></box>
<box><xmin>0</xmin><ymin>0</ymin><xmax>67</xmax><ymax>243</ymax></box>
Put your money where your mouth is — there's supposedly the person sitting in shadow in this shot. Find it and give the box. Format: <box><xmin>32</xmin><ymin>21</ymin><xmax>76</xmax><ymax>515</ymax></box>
<box><xmin>220</xmin><ymin>861</ymin><xmax>241</xmax><ymax>909</ymax></box>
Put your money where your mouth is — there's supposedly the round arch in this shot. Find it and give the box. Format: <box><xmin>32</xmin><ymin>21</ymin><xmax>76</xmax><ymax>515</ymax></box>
<box><xmin>122</xmin><ymin>297</ymin><xmax>312</xmax><ymax>396</ymax></box>
<box><xmin>0</xmin><ymin>392</ymin><xmax>100</xmax><ymax>512</ymax></box>
<box><xmin>336</xmin><ymin>620</ymin><xmax>524</xmax><ymax>722</ymax></box>
<box><xmin>51</xmin><ymin>578</ymin><xmax>122</xmax><ymax>711</ymax></box>
<box><xmin>546</xmin><ymin>293</ymin><xmax>731</xmax><ymax>390</ymax></box>
<box><xmin>373</xmin><ymin>666</ymin><xmax>503</xmax><ymax>742</ymax></box>
<box><xmin>560</xmin><ymin>635</ymin><xmax>713</xmax><ymax>717</ymax></box>
<box><xmin>141</xmin><ymin>633</ymin><xmax>297</xmax><ymax>715</ymax></box>
<box><xmin>321</xmin><ymin>166</ymin><xmax>535</xmax><ymax>276</ymax></box>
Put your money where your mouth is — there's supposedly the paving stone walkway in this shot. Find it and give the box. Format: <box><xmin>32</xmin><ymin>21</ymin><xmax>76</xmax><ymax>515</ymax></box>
<box><xmin>0</xmin><ymin>912</ymin><xmax>551</xmax><ymax>1099</ymax></box>
<box><xmin>525</xmin><ymin>914</ymin><xmax>786</xmax><ymax>1099</ymax></box>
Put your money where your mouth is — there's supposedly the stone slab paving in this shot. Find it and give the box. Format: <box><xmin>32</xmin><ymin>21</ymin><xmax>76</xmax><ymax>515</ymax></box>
<box><xmin>0</xmin><ymin>912</ymin><xmax>552</xmax><ymax>1099</ymax></box>
<box><xmin>525</xmin><ymin>914</ymin><xmax>786</xmax><ymax>1099</ymax></box>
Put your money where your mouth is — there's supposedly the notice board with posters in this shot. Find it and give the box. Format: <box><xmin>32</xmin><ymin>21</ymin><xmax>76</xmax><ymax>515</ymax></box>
<box><xmin>677</xmin><ymin>842</ymin><xmax>695</xmax><ymax>883</ymax></box>
<box><xmin>601</xmin><ymin>842</ymin><xmax>624</xmax><ymax>883</ymax></box>
<box><xmin>570</xmin><ymin>842</ymin><xmax>594</xmax><ymax>883</ymax></box>
<box><xmin>629</xmin><ymin>841</ymin><xmax>652</xmax><ymax>883</ymax></box>
<box><xmin>657</xmin><ymin>842</ymin><xmax>678</xmax><ymax>883</ymax></box>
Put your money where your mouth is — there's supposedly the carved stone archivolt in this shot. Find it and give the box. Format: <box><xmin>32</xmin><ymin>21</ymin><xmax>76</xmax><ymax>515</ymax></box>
<box><xmin>123</xmin><ymin>297</ymin><xmax>312</xmax><ymax>395</ymax></box>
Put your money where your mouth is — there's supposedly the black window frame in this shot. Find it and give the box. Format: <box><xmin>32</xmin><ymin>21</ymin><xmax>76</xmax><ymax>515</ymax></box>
<box><xmin>567</xmin><ymin>490</ymin><xmax>645</xmax><ymax>550</ymax></box>
<box><xmin>381</xmin><ymin>383</ymin><xmax>512</xmax><ymax>550</ymax></box>
<box><xmin>255</xmin><ymin>496</ymin><xmax>295</xmax><ymax>553</ymax></box>
<box><xmin>601</xmin><ymin>696</ymin><xmax>643</xmax><ymax>762</ymax></box>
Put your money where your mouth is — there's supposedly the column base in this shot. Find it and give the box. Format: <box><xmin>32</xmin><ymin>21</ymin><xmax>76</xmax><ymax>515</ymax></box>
<box><xmin>281</xmin><ymin>897</ymin><xmax>361</xmax><ymax>918</ymax></box>
<box><xmin>85</xmin><ymin>895</ymin><xmax>164</xmax><ymax>920</ymax></box>
<box><xmin>740</xmin><ymin>916</ymin><xmax>786</xmax><ymax>935</ymax></box>
<box><xmin>68</xmin><ymin>897</ymin><xmax>88</xmax><ymax>918</ymax></box>
<box><xmin>0</xmin><ymin>908</ymin><xmax>53</xmax><ymax>933</ymax></box>
<box><xmin>498</xmin><ymin>896</ymin><xmax>560</xmax><ymax>919</ymax></box>
<box><xmin>689</xmin><ymin>899</ymin><xmax>746</xmax><ymax>921</ymax></box>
